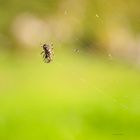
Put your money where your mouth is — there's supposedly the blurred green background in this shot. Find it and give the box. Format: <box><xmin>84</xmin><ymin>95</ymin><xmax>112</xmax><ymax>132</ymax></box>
<box><xmin>0</xmin><ymin>0</ymin><xmax>140</xmax><ymax>140</ymax></box>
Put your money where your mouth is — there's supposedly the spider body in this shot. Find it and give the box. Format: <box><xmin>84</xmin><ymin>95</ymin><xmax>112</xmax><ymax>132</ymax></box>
<box><xmin>41</xmin><ymin>43</ymin><xmax>54</xmax><ymax>63</ymax></box>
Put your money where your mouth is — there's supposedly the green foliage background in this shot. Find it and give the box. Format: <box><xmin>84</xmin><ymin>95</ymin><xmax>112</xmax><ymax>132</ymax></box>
<box><xmin>0</xmin><ymin>0</ymin><xmax>140</xmax><ymax>140</ymax></box>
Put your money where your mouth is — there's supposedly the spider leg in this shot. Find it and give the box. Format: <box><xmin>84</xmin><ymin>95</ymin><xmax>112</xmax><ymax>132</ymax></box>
<box><xmin>43</xmin><ymin>54</ymin><xmax>45</xmax><ymax>58</ymax></box>
<box><xmin>51</xmin><ymin>43</ymin><xmax>53</xmax><ymax>47</ymax></box>
<box><xmin>47</xmin><ymin>59</ymin><xmax>51</xmax><ymax>63</ymax></box>
<box><xmin>42</xmin><ymin>54</ymin><xmax>46</xmax><ymax>63</ymax></box>
<box><xmin>47</xmin><ymin>56</ymin><xmax>52</xmax><ymax>63</ymax></box>
<box><xmin>52</xmin><ymin>51</ymin><xmax>54</xmax><ymax>57</ymax></box>
<box><xmin>40</xmin><ymin>51</ymin><xmax>44</xmax><ymax>55</ymax></box>
<box><xmin>43</xmin><ymin>58</ymin><xmax>47</xmax><ymax>63</ymax></box>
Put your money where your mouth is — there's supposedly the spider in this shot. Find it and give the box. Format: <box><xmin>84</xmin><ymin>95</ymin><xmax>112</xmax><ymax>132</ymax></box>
<box><xmin>41</xmin><ymin>43</ymin><xmax>54</xmax><ymax>63</ymax></box>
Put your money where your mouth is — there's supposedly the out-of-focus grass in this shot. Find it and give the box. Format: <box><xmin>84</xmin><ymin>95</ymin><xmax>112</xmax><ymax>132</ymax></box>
<box><xmin>0</xmin><ymin>49</ymin><xmax>140</xmax><ymax>140</ymax></box>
